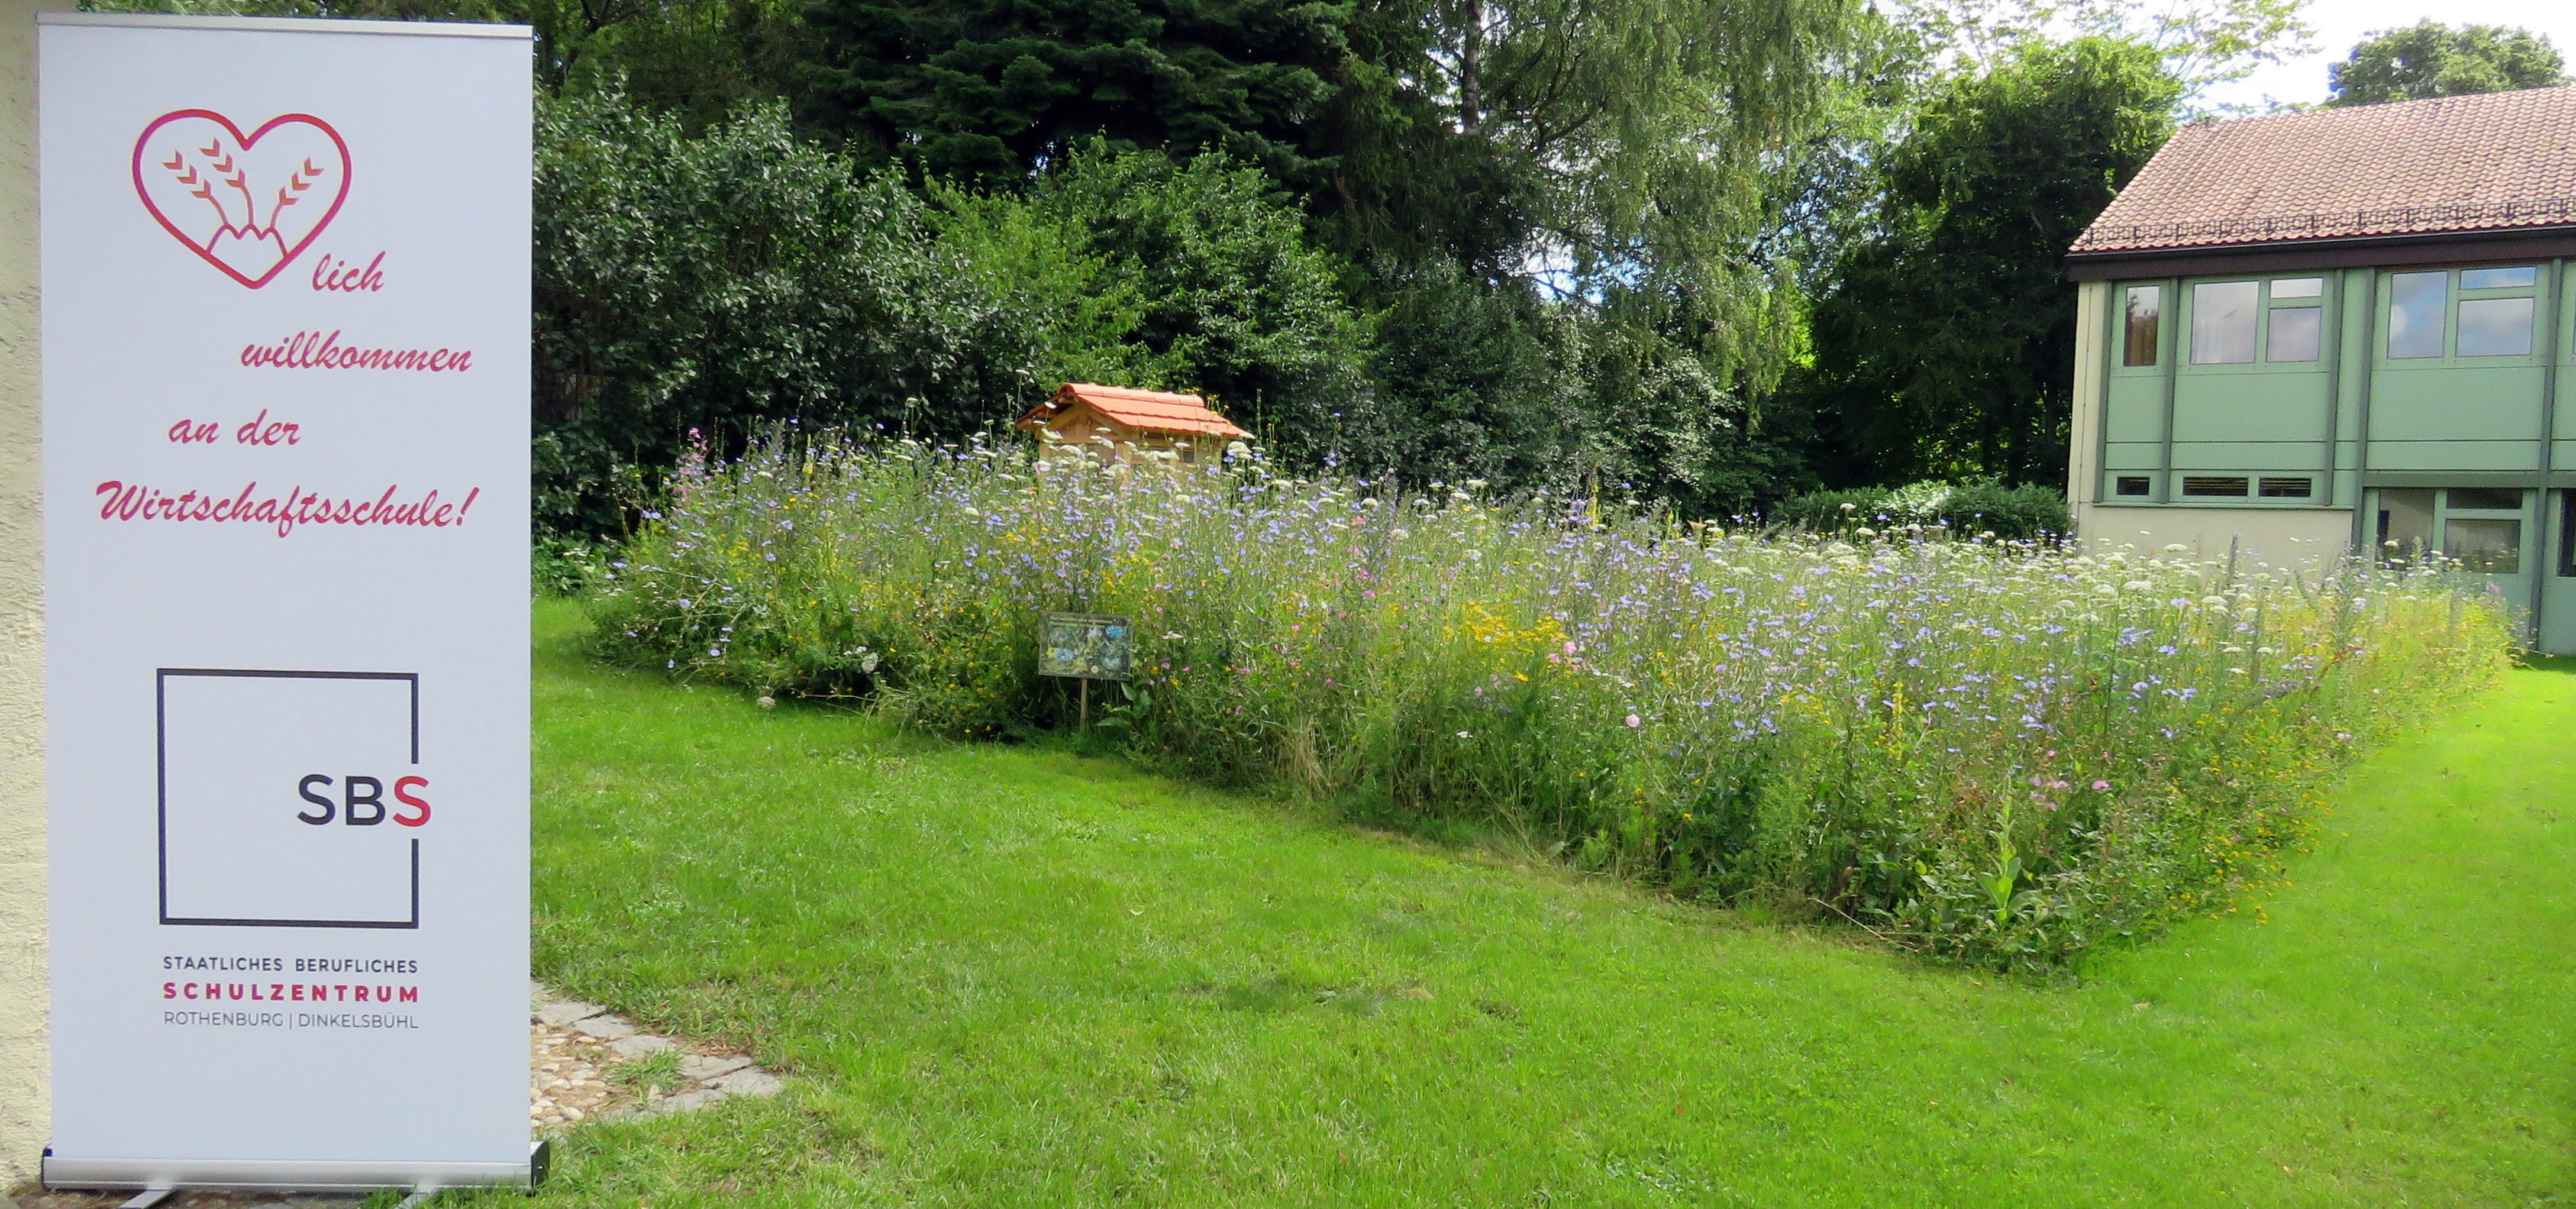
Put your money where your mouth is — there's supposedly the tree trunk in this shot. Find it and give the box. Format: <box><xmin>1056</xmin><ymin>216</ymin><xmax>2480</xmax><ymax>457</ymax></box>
<box><xmin>1458</xmin><ymin>0</ymin><xmax>1484</xmax><ymax>135</ymax></box>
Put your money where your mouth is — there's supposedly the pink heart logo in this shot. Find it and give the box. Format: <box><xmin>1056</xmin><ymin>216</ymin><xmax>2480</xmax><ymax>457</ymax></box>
<box><xmin>131</xmin><ymin>110</ymin><xmax>351</xmax><ymax>290</ymax></box>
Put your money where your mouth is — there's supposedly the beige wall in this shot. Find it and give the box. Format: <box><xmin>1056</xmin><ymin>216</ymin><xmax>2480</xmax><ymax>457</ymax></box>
<box><xmin>2078</xmin><ymin>503</ymin><xmax>2355</xmax><ymax>568</ymax></box>
<box><xmin>1</xmin><ymin>0</ymin><xmax>56</xmax><ymax>1185</ymax></box>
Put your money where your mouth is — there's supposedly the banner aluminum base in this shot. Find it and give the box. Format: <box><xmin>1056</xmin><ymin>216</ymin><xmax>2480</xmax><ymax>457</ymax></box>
<box><xmin>41</xmin><ymin>1139</ymin><xmax>550</xmax><ymax>1194</ymax></box>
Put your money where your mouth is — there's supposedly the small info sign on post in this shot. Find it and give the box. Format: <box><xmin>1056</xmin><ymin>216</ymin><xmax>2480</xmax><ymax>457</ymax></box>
<box><xmin>39</xmin><ymin>12</ymin><xmax>535</xmax><ymax>1195</ymax></box>
<box><xmin>1037</xmin><ymin>612</ymin><xmax>1136</xmax><ymax>681</ymax></box>
<box><xmin>1037</xmin><ymin>612</ymin><xmax>1133</xmax><ymax>730</ymax></box>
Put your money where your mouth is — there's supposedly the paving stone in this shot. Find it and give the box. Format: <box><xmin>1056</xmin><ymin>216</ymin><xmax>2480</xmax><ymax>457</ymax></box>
<box><xmin>526</xmin><ymin>981</ymin><xmax>780</xmax><ymax>1132</ymax></box>
<box><xmin>607</xmin><ymin>1033</ymin><xmax>676</xmax><ymax>1059</ymax></box>
<box><xmin>535</xmin><ymin>1000</ymin><xmax>602</xmax><ymax>1027</ymax></box>
<box><xmin>649</xmin><ymin>1088</ymin><xmax>727</xmax><ymax>1115</ymax></box>
<box><xmin>679</xmin><ymin>1053</ymin><xmax>753</xmax><ymax>1081</ymax></box>
<box><xmin>570</xmin><ymin>1014</ymin><xmax>634</xmax><ymax>1040</ymax></box>
<box><xmin>711</xmin><ymin>1068</ymin><xmax>784</xmax><ymax>1098</ymax></box>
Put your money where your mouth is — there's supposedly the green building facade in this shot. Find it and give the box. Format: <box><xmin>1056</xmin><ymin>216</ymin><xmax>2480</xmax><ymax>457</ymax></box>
<box><xmin>2065</xmin><ymin>87</ymin><xmax>2576</xmax><ymax>652</ymax></box>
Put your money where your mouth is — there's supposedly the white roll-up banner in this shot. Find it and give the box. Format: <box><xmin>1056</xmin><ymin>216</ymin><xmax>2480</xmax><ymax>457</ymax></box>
<box><xmin>39</xmin><ymin>13</ymin><xmax>535</xmax><ymax>1193</ymax></box>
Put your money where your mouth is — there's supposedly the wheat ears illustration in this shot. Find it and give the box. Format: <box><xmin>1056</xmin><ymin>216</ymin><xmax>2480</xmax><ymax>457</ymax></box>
<box><xmin>157</xmin><ymin>137</ymin><xmax>329</xmax><ymax>241</ymax></box>
<box><xmin>274</xmin><ymin>156</ymin><xmax>324</xmax><ymax>224</ymax></box>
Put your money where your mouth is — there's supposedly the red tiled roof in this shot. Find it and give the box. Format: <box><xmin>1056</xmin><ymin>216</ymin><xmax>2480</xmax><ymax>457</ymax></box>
<box><xmin>1016</xmin><ymin>383</ymin><xmax>1251</xmax><ymax>439</ymax></box>
<box><xmin>2072</xmin><ymin>86</ymin><xmax>2576</xmax><ymax>256</ymax></box>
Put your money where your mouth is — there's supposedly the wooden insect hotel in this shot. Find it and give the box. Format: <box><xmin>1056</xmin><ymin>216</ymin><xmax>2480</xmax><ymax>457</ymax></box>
<box><xmin>1015</xmin><ymin>383</ymin><xmax>1250</xmax><ymax>464</ymax></box>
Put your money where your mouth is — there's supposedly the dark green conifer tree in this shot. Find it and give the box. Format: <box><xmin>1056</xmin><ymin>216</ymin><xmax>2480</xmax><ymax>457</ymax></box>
<box><xmin>799</xmin><ymin>0</ymin><xmax>1350</xmax><ymax>189</ymax></box>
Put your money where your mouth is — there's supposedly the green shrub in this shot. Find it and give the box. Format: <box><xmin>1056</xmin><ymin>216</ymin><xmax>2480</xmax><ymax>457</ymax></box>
<box><xmin>590</xmin><ymin>437</ymin><xmax>2515</xmax><ymax>971</ymax></box>
<box><xmin>1944</xmin><ymin>481</ymin><xmax>2073</xmax><ymax>538</ymax></box>
<box><xmin>1770</xmin><ymin>487</ymin><xmax>1880</xmax><ymax>530</ymax></box>
<box><xmin>1777</xmin><ymin>480</ymin><xmax>2070</xmax><ymax>540</ymax></box>
<box><xmin>534</xmin><ymin>534</ymin><xmax>608</xmax><ymax>597</ymax></box>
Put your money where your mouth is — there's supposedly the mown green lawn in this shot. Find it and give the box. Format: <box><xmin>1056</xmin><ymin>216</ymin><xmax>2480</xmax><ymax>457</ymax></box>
<box><xmin>483</xmin><ymin>600</ymin><xmax>2574</xmax><ymax>1207</ymax></box>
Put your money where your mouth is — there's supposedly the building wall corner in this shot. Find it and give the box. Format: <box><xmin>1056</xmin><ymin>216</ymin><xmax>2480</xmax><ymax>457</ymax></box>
<box><xmin>2066</xmin><ymin>279</ymin><xmax>2109</xmax><ymax>533</ymax></box>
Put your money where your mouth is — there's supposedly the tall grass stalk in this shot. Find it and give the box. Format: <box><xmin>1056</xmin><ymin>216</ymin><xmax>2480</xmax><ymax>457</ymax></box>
<box><xmin>590</xmin><ymin>434</ymin><xmax>2517</xmax><ymax>969</ymax></box>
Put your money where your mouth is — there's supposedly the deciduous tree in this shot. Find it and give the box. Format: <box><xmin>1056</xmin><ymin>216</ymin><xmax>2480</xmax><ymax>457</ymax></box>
<box><xmin>2327</xmin><ymin>21</ymin><xmax>2567</xmax><ymax>107</ymax></box>
<box><xmin>1803</xmin><ymin>36</ymin><xmax>2178</xmax><ymax>486</ymax></box>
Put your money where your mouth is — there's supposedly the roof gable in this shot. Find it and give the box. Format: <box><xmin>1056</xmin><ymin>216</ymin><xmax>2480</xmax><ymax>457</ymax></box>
<box><xmin>2073</xmin><ymin>86</ymin><xmax>2576</xmax><ymax>257</ymax></box>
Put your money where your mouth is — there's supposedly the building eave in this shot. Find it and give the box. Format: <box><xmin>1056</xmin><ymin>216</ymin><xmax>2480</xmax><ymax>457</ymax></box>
<box><xmin>2066</xmin><ymin>222</ymin><xmax>2576</xmax><ymax>281</ymax></box>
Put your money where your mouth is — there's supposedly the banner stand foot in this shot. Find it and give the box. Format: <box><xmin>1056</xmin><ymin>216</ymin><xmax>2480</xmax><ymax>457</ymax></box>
<box><xmin>86</xmin><ymin>1184</ymin><xmax>452</xmax><ymax>1207</ymax></box>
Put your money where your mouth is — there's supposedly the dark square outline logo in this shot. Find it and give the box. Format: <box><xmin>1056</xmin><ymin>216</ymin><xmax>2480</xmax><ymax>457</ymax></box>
<box><xmin>156</xmin><ymin>668</ymin><xmax>421</xmax><ymax>929</ymax></box>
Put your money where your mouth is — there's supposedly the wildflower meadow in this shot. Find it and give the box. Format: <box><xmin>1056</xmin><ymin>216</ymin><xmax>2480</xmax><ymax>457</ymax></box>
<box><xmin>589</xmin><ymin>435</ymin><xmax>2517</xmax><ymax>969</ymax></box>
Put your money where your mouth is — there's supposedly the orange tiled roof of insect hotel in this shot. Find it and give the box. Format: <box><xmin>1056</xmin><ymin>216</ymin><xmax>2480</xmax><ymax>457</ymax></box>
<box><xmin>1017</xmin><ymin>383</ymin><xmax>1251</xmax><ymax>439</ymax></box>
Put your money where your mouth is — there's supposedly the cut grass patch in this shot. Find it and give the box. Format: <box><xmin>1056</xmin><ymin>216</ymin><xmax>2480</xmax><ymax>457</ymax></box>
<box><xmin>486</xmin><ymin>601</ymin><xmax>2574</xmax><ymax>1207</ymax></box>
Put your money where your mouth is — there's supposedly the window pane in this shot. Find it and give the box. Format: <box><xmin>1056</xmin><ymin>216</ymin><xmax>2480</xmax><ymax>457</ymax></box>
<box><xmin>2267</xmin><ymin>306</ymin><xmax>2320</xmax><ymax>361</ymax></box>
<box><xmin>2387</xmin><ymin>271</ymin><xmax>2446</xmax><ymax>358</ymax></box>
<box><xmin>2445</xmin><ymin>518</ymin><xmax>2521</xmax><ymax>574</ymax></box>
<box><xmin>2457</xmin><ymin>296</ymin><xmax>2534</xmax><ymax>357</ymax></box>
<box><xmin>2123</xmin><ymin>286</ymin><xmax>2161</xmax><ymax>366</ymax></box>
<box><xmin>2446</xmin><ymin>487</ymin><xmax>2524</xmax><ymax>512</ymax></box>
<box><xmin>2191</xmin><ymin>281</ymin><xmax>2258</xmax><ymax>364</ymax></box>
<box><xmin>2182</xmin><ymin>476</ymin><xmax>2249</xmax><ymax>496</ymax></box>
<box><xmin>2378</xmin><ymin>489</ymin><xmax>2435</xmax><ymax>562</ymax></box>
<box><xmin>2459</xmin><ymin>266</ymin><xmax>2537</xmax><ymax>290</ymax></box>
<box><xmin>2270</xmin><ymin>277</ymin><xmax>2325</xmax><ymax>299</ymax></box>
<box><xmin>2115</xmin><ymin>476</ymin><xmax>2151</xmax><ymax>496</ymax></box>
<box><xmin>2560</xmin><ymin>492</ymin><xmax>2576</xmax><ymax>578</ymax></box>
